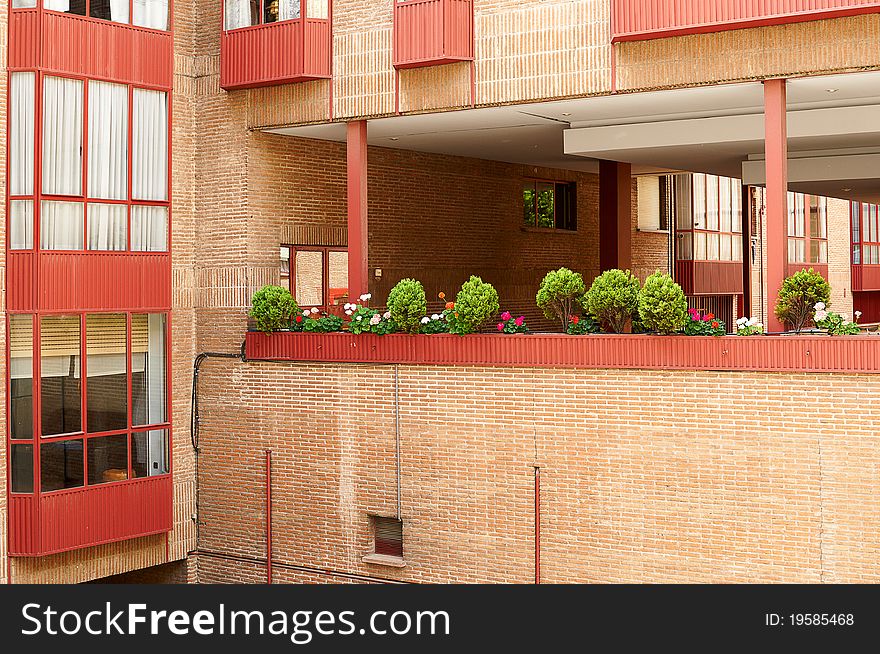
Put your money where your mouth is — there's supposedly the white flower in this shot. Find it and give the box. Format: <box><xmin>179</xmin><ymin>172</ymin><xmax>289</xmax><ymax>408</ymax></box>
<box><xmin>359</xmin><ymin>293</ymin><xmax>371</xmax><ymax>302</ymax></box>
<box><xmin>856</xmin><ymin>311</ymin><xmax>863</xmax><ymax>319</ymax></box>
<box><xmin>383</xmin><ymin>311</ymin><xmax>392</xmax><ymax>320</ymax></box>
<box><xmin>842</xmin><ymin>314</ymin><xmax>849</xmax><ymax>322</ymax></box>
<box><xmin>343</xmin><ymin>303</ymin><xmax>352</xmax><ymax>311</ymax></box>
<box><xmin>421</xmin><ymin>317</ymin><xmax>430</xmax><ymax>324</ymax></box>
<box><xmin>345</xmin><ymin>310</ymin><xmax>353</xmax><ymax>316</ymax></box>
<box><xmin>814</xmin><ymin>309</ymin><xmax>828</xmax><ymax>322</ymax></box>
<box><xmin>736</xmin><ymin>317</ymin><xmax>748</xmax><ymax>325</ymax></box>
<box><xmin>814</xmin><ymin>302</ymin><xmax>826</xmax><ymax>311</ymax></box>
<box><xmin>356</xmin><ymin>316</ymin><xmax>363</xmax><ymax>322</ymax></box>
<box><xmin>431</xmin><ymin>314</ymin><xmax>440</xmax><ymax>321</ymax></box>
<box><xmin>370</xmin><ymin>314</ymin><xmax>381</xmax><ymax>326</ymax></box>
<box><xmin>310</xmin><ymin>308</ymin><xmax>319</xmax><ymax>314</ymax></box>
<box><xmin>747</xmin><ymin>317</ymin><xmax>758</xmax><ymax>327</ymax></box>
<box><xmin>302</xmin><ymin>311</ymin><xmax>310</xmax><ymax>317</ymax></box>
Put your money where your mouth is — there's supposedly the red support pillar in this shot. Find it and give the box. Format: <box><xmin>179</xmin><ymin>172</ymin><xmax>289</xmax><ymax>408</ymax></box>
<box><xmin>599</xmin><ymin>161</ymin><xmax>632</xmax><ymax>272</ymax></box>
<box><xmin>347</xmin><ymin>120</ymin><xmax>369</xmax><ymax>300</ymax></box>
<box><xmin>764</xmin><ymin>79</ymin><xmax>788</xmax><ymax>333</ymax></box>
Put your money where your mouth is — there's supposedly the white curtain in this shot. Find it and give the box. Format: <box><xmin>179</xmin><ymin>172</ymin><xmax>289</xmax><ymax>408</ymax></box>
<box><xmin>132</xmin><ymin>88</ymin><xmax>168</xmax><ymax>201</ymax></box>
<box><xmin>131</xmin><ymin>205</ymin><xmax>168</xmax><ymax>251</ymax></box>
<box><xmin>133</xmin><ymin>0</ymin><xmax>168</xmax><ymax>30</ymax></box>
<box><xmin>88</xmin><ymin>81</ymin><xmax>128</xmax><ymax>200</ymax></box>
<box><xmin>110</xmin><ymin>0</ymin><xmax>129</xmax><ymax>22</ymax></box>
<box><xmin>10</xmin><ymin>201</ymin><xmax>34</xmax><ymax>250</ymax></box>
<box><xmin>12</xmin><ymin>0</ymin><xmax>38</xmax><ymax>8</ymax></box>
<box><xmin>224</xmin><ymin>0</ymin><xmax>254</xmax><ymax>29</ymax></box>
<box><xmin>280</xmin><ymin>0</ymin><xmax>301</xmax><ymax>21</ymax></box>
<box><xmin>41</xmin><ymin>200</ymin><xmax>84</xmax><ymax>250</ymax></box>
<box><xmin>42</xmin><ymin>76</ymin><xmax>83</xmax><ymax>196</ymax></box>
<box><xmin>308</xmin><ymin>0</ymin><xmax>328</xmax><ymax>19</ymax></box>
<box><xmin>88</xmin><ymin>204</ymin><xmax>127</xmax><ymax>250</ymax></box>
<box><xmin>10</xmin><ymin>73</ymin><xmax>34</xmax><ymax>197</ymax></box>
<box><xmin>43</xmin><ymin>0</ymin><xmax>69</xmax><ymax>10</ymax></box>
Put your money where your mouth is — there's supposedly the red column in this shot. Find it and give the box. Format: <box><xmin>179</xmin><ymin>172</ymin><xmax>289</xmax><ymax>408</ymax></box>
<box><xmin>599</xmin><ymin>161</ymin><xmax>632</xmax><ymax>272</ymax></box>
<box><xmin>347</xmin><ymin>120</ymin><xmax>369</xmax><ymax>300</ymax></box>
<box><xmin>764</xmin><ymin>79</ymin><xmax>788</xmax><ymax>333</ymax></box>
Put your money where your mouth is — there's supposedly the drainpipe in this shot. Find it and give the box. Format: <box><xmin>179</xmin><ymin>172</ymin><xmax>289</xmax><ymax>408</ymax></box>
<box><xmin>266</xmin><ymin>449</ymin><xmax>273</xmax><ymax>585</ymax></box>
<box><xmin>534</xmin><ymin>466</ymin><xmax>541</xmax><ymax>585</ymax></box>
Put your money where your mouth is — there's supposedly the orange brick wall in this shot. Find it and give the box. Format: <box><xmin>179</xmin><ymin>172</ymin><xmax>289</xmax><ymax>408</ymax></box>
<box><xmin>193</xmin><ymin>359</ymin><xmax>880</xmax><ymax>584</ymax></box>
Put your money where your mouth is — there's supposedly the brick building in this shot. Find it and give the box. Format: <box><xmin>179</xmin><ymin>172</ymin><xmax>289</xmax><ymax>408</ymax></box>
<box><xmin>2</xmin><ymin>1</ymin><xmax>880</xmax><ymax>584</ymax></box>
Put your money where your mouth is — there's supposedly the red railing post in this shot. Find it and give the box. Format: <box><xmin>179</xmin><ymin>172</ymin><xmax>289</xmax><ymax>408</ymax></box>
<box><xmin>764</xmin><ymin>79</ymin><xmax>789</xmax><ymax>333</ymax></box>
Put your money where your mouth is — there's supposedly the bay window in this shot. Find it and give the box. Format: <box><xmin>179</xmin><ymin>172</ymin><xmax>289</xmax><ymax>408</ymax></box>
<box><xmin>676</xmin><ymin>173</ymin><xmax>742</xmax><ymax>262</ymax></box>
<box><xmin>787</xmin><ymin>192</ymin><xmax>827</xmax><ymax>264</ymax></box>
<box><xmin>853</xmin><ymin>203</ymin><xmax>880</xmax><ymax>265</ymax></box>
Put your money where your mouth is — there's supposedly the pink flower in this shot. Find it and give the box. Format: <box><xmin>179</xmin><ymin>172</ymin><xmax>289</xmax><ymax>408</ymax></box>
<box><xmin>501</xmin><ymin>311</ymin><xmax>512</xmax><ymax>321</ymax></box>
<box><xmin>515</xmin><ymin>316</ymin><xmax>524</xmax><ymax>327</ymax></box>
<box><xmin>497</xmin><ymin>323</ymin><xmax>504</xmax><ymax>331</ymax></box>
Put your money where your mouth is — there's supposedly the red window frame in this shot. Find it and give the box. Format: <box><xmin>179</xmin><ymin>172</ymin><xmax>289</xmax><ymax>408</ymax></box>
<box><xmin>281</xmin><ymin>244</ymin><xmax>349</xmax><ymax>312</ymax></box>
<box><xmin>677</xmin><ymin>173</ymin><xmax>743</xmax><ymax>262</ymax></box>
<box><xmin>6</xmin><ymin>310</ymin><xmax>172</xmax><ymax>496</ymax></box>
<box><xmin>18</xmin><ymin>0</ymin><xmax>172</xmax><ymax>33</ymax></box>
<box><xmin>787</xmin><ymin>192</ymin><xmax>828</xmax><ymax>265</ymax></box>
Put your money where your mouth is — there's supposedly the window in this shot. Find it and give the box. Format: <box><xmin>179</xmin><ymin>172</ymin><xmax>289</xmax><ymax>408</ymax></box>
<box><xmin>371</xmin><ymin>516</ymin><xmax>403</xmax><ymax>558</ymax></box>
<box><xmin>35</xmin><ymin>0</ymin><xmax>169</xmax><ymax>31</ymax></box>
<box><xmin>12</xmin><ymin>75</ymin><xmax>170</xmax><ymax>253</ymax></box>
<box><xmin>522</xmin><ymin>179</ymin><xmax>577</xmax><ymax>231</ymax></box>
<box><xmin>637</xmin><ymin>175</ymin><xmax>669</xmax><ymax>232</ymax></box>
<box><xmin>853</xmin><ymin>203</ymin><xmax>880</xmax><ymax>265</ymax></box>
<box><xmin>7</xmin><ymin>312</ymin><xmax>170</xmax><ymax>493</ymax></box>
<box><xmin>787</xmin><ymin>193</ymin><xmax>827</xmax><ymax>264</ymax></box>
<box><xmin>281</xmin><ymin>245</ymin><xmax>349</xmax><ymax>311</ymax></box>
<box><xmin>676</xmin><ymin>173</ymin><xmax>742</xmax><ymax>263</ymax></box>
<box><xmin>224</xmin><ymin>0</ymin><xmax>306</xmax><ymax>29</ymax></box>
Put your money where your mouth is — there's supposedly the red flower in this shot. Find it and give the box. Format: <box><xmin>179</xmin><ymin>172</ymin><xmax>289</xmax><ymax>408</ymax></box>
<box><xmin>571</xmin><ymin>315</ymin><xmax>580</xmax><ymax>325</ymax></box>
<box><xmin>438</xmin><ymin>292</ymin><xmax>446</xmax><ymax>300</ymax></box>
<box><xmin>497</xmin><ymin>323</ymin><xmax>504</xmax><ymax>331</ymax></box>
<box><xmin>445</xmin><ymin>302</ymin><xmax>455</xmax><ymax>310</ymax></box>
<box><xmin>295</xmin><ymin>315</ymin><xmax>303</xmax><ymax>323</ymax></box>
<box><xmin>711</xmin><ymin>321</ymin><xmax>719</xmax><ymax>328</ymax></box>
<box><xmin>515</xmin><ymin>316</ymin><xmax>524</xmax><ymax>327</ymax></box>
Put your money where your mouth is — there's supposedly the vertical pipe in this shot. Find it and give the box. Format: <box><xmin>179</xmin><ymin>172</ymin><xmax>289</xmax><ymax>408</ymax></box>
<box><xmin>266</xmin><ymin>449</ymin><xmax>272</xmax><ymax>584</ymax></box>
<box><xmin>534</xmin><ymin>466</ymin><xmax>540</xmax><ymax>585</ymax></box>
<box><xmin>394</xmin><ymin>365</ymin><xmax>401</xmax><ymax>520</ymax></box>
<box><xmin>763</xmin><ymin>79</ymin><xmax>788</xmax><ymax>332</ymax></box>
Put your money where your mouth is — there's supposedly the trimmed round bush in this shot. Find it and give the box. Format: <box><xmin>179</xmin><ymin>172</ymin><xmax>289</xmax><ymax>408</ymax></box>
<box><xmin>449</xmin><ymin>276</ymin><xmax>500</xmax><ymax>335</ymax></box>
<box><xmin>250</xmin><ymin>285</ymin><xmax>298</xmax><ymax>333</ymax></box>
<box><xmin>774</xmin><ymin>268</ymin><xmax>831</xmax><ymax>333</ymax></box>
<box><xmin>638</xmin><ymin>272</ymin><xmax>688</xmax><ymax>334</ymax></box>
<box><xmin>387</xmin><ymin>278</ymin><xmax>427</xmax><ymax>334</ymax></box>
<box><xmin>583</xmin><ymin>269</ymin><xmax>641</xmax><ymax>333</ymax></box>
<box><xmin>536</xmin><ymin>267</ymin><xmax>586</xmax><ymax>332</ymax></box>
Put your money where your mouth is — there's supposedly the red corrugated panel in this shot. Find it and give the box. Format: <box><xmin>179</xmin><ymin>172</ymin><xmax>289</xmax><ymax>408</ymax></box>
<box><xmin>693</xmin><ymin>261</ymin><xmax>745</xmax><ymax>295</ymax></box>
<box><xmin>6</xmin><ymin>252</ymin><xmax>36</xmax><ymax>312</ymax></box>
<box><xmin>857</xmin><ymin>264</ymin><xmax>880</xmax><ymax>291</ymax></box>
<box><xmin>9</xmin><ymin>11</ymin><xmax>172</xmax><ymax>88</ymax></box>
<box><xmin>9</xmin><ymin>476</ymin><xmax>173</xmax><ymax>556</ymax></box>
<box><xmin>393</xmin><ymin>0</ymin><xmax>474</xmax><ymax>69</ymax></box>
<box><xmin>33</xmin><ymin>252</ymin><xmax>171</xmax><ymax>312</ymax></box>
<box><xmin>220</xmin><ymin>19</ymin><xmax>331</xmax><ymax>90</ymax></box>
<box><xmin>611</xmin><ymin>0</ymin><xmax>880</xmax><ymax>42</ymax></box>
<box><xmin>245</xmin><ymin>331</ymin><xmax>880</xmax><ymax>373</ymax></box>
<box><xmin>787</xmin><ymin>262</ymin><xmax>828</xmax><ymax>280</ymax></box>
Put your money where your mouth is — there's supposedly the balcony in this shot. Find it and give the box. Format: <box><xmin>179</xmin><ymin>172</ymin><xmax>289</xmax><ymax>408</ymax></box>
<box><xmin>611</xmin><ymin>0</ymin><xmax>880</xmax><ymax>42</ymax></box>
<box><xmin>393</xmin><ymin>0</ymin><xmax>474</xmax><ymax>69</ymax></box>
<box><xmin>220</xmin><ymin>18</ymin><xmax>332</xmax><ymax>90</ymax></box>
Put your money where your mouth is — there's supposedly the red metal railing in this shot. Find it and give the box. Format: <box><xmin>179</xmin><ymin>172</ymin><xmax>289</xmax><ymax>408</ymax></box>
<box><xmin>853</xmin><ymin>264</ymin><xmax>880</xmax><ymax>292</ymax></box>
<box><xmin>220</xmin><ymin>19</ymin><xmax>332</xmax><ymax>90</ymax></box>
<box><xmin>675</xmin><ymin>260</ymin><xmax>744</xmax><ymax>296</ymax></box>
<box><xmin>245</xmin><ymin>331</ymin><xmax>880</xmax><ymax>374</ymax></box>
<box><xmin>611</xmin><ymin>0</ymin><xmax>880</xmax><ymax>42</ymax></box>
<box><xmin>8</xmin><ymin>475</ymin><xmax>173</xmax><ymax>556</ymax></box>
<box><xmin>393</xmin><ymin>0</ymin><xmax>474</xmax><ymax>69</ymax></box>
<box><xmin>9</xmin><ymin>10</ymin><xmax>174</xmax><ymax>88</ymax></box>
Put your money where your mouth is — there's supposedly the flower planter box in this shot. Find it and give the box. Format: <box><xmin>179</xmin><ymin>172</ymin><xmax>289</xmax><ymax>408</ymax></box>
<box><xmin>245</xmin><ymin>331</ymin><xmax>880</xmax><ymax>374</ymax></box>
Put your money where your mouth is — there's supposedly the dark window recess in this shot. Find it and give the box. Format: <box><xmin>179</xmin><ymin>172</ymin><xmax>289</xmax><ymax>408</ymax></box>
<box><xmin>658</xmin><ymin>176</ymin><xmax>673</xmax><ymax>232</ymax></box>
<box><xmin>11</xmin><ymin>444</ymin><xmax>34</xmax><ymax>494</ymax></box>
<box><xmin>523</xmin><ymin>179</ymin><xmax>577</xmax><ymax>231</ymax></box>
<box><xmin>40</xmin><ymin>439</ymin><xmax>85</xmax><ymax>492</ymax></box>
<box><xmin>10</xmin><ymin>378</ymin><xmax>33</xmax><ymax>440</ymax></box>
<box><xmin>372</xmin><ymin>516</ymin><xmax>404</xmax><ymax>558</ymax></box>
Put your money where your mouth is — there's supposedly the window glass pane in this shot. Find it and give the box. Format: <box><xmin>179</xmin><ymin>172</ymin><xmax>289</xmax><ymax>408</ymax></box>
<box><xmin>12</xmin><ymin>0</ymin><xmax>38</xmax><ymax>7</ymax></box>
<box><xmin>853</xmin><ymin>244</ymin><xmax>861</xmax><ymax>265</ymax></box>
<box><xmin>41</xmin><ymin>200</ymin><xmax>84</xmax><ymax>250</ymax></box>
<box><xmin>328</xmin><ymin>250</ymin><xmax>349</xmax><ymax>308</ymax></box>
<box><xmin>133</xmin><ymin>0</ymin><xmax>169</xmax><ymax>30</ymax></box>
<box><xmin>88</xmin><ymin>204</ymin><xmax>127</xmax><ymax>251</ymax></box>
<box><xmin>225</xmin><ymin>0</ymin><xmax>259</xmax><ymax>28</ymax></box>
<box><xmin>818</xmin><ymin>199</ymin><xmax>827</xmax><ymax>239</ymax></box>
<box><xmin>694</xmin><ymin>232</ymin><xmax>706</xmax><ymax>260</ymax></box>
<box><xmin>719</xmin><ymin>176</ymin><xmax>731</xmax><ymax>233</ymax></box>
<box><xmin>88</xmin><ymin>81</ymin><xmax>128</xmax><ymax>200</ymax></box>
<box><xmin>706</xmin><ymin>175</ymin><xmax>719</xmax><ymax>231</ymax></box>
<box><xmin>10</xmin><ymin>72</ymin><xmax>35</xmax><ymax>196</ymax></box>
<box><xmin>280</xmin><ymin>246</ymin><xmax>291</xmax><ymax>287</ymax></box>
<box><xmin>693</xmin><ymin>174</ymin><xmax>706</xmax><ymax>229</ymax></box>
<box><xmin>720</xmin><ymin>233</ymin><xmax>732</xmax><ymax>261</ymax></box>
<box><xmin>90</xmin><ymin>0</ymin><xmax>129</xmax><ymax>23</ymax></box>
<box><xmin>41</xmin><ymin>439</ymin><xmax>84</xmax><ymax>492</ymax></box>
<box><xmin>45</xmin><ymin>0</ymin><xmax>86</xmax><ymax>15</ymax></box>
<box><xmin>132</xmin><ymin>89</ymin><xmax>168</xmax><ymax>200</ymax></box>
<box><xmin>295</xmin><ymin>250</ymin><xmax>324</xmax><ymax>307</ymax></box>
<box><xmin>536</xmin><ymin>182</ymin><xmax>554</xmax><ymax>228</ymax></box>
<box><xmin>732</xmin><ymin>234</ymin><xmax>743</xmax><ymax>262</ymax></box>
<box><xmin>10</xmin><ymin>200</ymin><xmax>34</xmax><ymax>250</ymax></box>
<box><xmin>731</xmin><ymin>178</ymin><xmax>742</xmax><ymax>232</ymax></box>
<box><xmin>132</xmin><ymin>314</ymin><xmax>167</xmax><ymax>427</ymax></box>
<box><xmin>42</xmin><ymin>76</ymin><xmax>83</xmax><ymax>196</ymax></box>
<box><xmin>11</xmin><ymin>444</ymin><xmax>34</xmax><ymax>494</ymax></box>
<box><xmin>132</xmin><ymin>430</ymin><xmax>169</xmax><ymax>478</ymax></box>
<box><xmin>308</xmin><ymin>0</ymin><xmax>328</xmax><ymax>19</ymax></box>
<box><xmin>707</xmin><ymin>233</ymin><xmax>720</xmax><ymax>261</ymax></box>
<box><xmin>677</xmin><ymin>231</ymin><xmax>693</xmax><ymax>260</ymax></box>
<box><xmin>131</xmin><ymin>205</ymin><xmax>168</xmax><ymax>251</ymax></box>
<box><xmin>88</xmin><ymin>434</ymin><xmax>129</xmax><ymax>485</ymax></box>
<box><xmin>41</xmin><ymin>315</ymin><xmax>82</xmax><ymax>437</ymax></box>
<box><xmin>87</xmin><ymin>314</ymin><xmax>128</xmax><ymax>433</ymax></box>
<box><xmin>10</xmin><ymin>315</ymin><xmax>34</xmax><ymax>440</ymax></box>
<box><xmin>523</xmin><ymin>181</ymin><xmax>536</xmax><ymax>226</ymax></box>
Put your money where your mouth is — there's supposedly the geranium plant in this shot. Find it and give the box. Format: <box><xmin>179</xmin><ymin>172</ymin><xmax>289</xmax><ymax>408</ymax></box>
<box><xmin>684</xmin><ymin>308</ymin><xmax>725</xmax><ymax>337</ymax></box>
<box><xmin>735</xmin><ymin>316</ymin><xmax>765</xmax><ymax>336</ymax></box>
<box><xmin>420</xmin><ymin>313</ymin><xmax>448</xmax><ymax>334</ymax></box>
<box><xmin>814</xmin><ymin>302</ymin><xmax>860</xmax><ymax>335</ymax></box>
<box><xmin>344</xmin><ymin>294</ymin><xmax>397</xmax><ymax>335</ymax></box>
<box><xmin>566</xmin><ymin>314</ymin><xmax>600</xmax><ymax>335</ymax></box>
<box><xmin>497</xmin><ymin>311</ymin><xmax>528</xmax><ymax>334</ymax></box>
<box><xmin>296</xmin><ymin>307</ymin><xmax>344</xmax><ymax>333</ymax></box>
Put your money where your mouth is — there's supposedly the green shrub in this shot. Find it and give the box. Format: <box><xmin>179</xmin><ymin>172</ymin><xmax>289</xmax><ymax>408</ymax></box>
<box><xmin>249</xmin><ymin>285</ymin><xmax>298</xmax><ymax>333</ymax></box>
<box><xmin>446</xmin><ymin>276</ymin><xmax>500</xmax><ymax>335</ymax></box>
<box><xmin>536</xmin><ymin>268</ymin><xmax>587</xmax><ymax>332</ymax></box>
<box><xmin>387</xmin><ymin>278</ymin><xmax>427</xmax><ymax>334</ymax></box>
<box><xmin>583</xmin><ymin>269</ymin><xmax>640</xmax><ymax>333</ymax></box>
<box><xmin>774</xmin><ymin>268</ymin><xmax>831</xmax><ymax>333</ymax></box>
<box><xmin>638</xmin><ymin>272</ymin><xmax>688</xmax><ymax>334</ymax></box>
